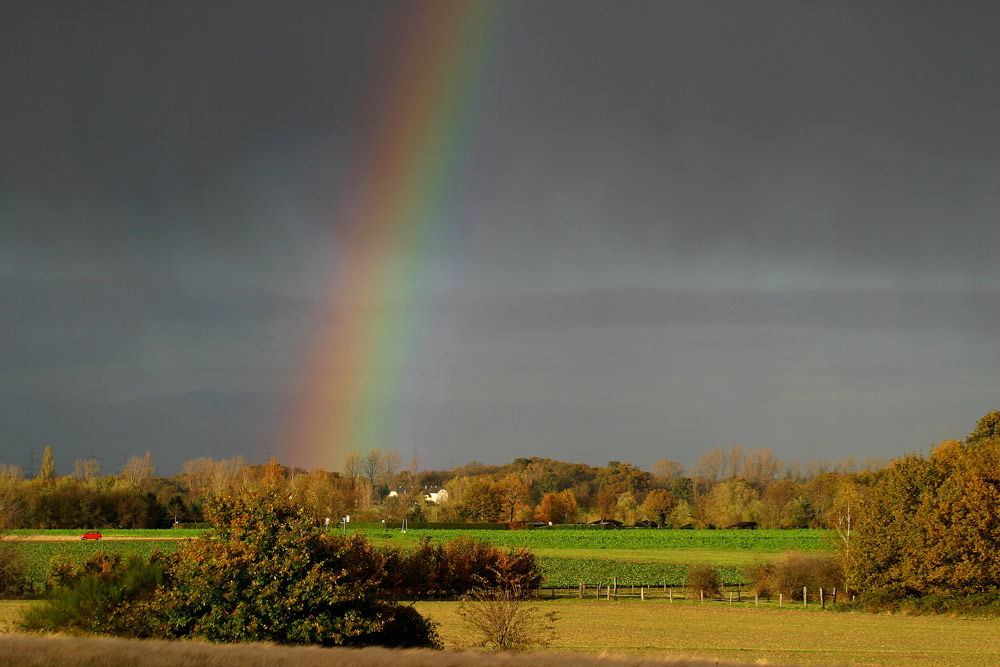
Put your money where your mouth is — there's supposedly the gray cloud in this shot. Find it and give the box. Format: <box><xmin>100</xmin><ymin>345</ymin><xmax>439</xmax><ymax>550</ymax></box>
<box><xmin>2</xmin><ymin>2</ymin><xmax>998</xmax><ymax>472</ymax></box>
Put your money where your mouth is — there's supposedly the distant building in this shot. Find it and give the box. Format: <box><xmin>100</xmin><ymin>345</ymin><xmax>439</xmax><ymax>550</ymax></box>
<box><xmin>423</xmin><ymin>486</ymin><xmax>448</xmax><ymax>504</ymax></box>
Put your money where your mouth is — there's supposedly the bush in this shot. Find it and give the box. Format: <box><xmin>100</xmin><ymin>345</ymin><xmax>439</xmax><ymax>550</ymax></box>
<box><xmin>745</xmin><ymin>551</ymin><xmax>844</xmax><ymax>601</ymax></box>
<box><xmin>20</xmin><ymin>552</ymin><xmax>164</xmax><ymax>635</ymax></box>
<box><xmin>145</xmin><ymin>490</ymin><xmax>441</xmax><ymax>648</ymax></box>
<box><xmin>380</xmin><ymin>535</ymin><xmax>542</xmax><ymax>599</ymax></box>
<box><xmin>0</xmin><ymin>540</ymin><xmax>27</xmax><ymax>597</ymax></box>
<box><xmin>686</xmin><ymin>566</ymin><xmax>721</xmax><ymax>598</ymax></box>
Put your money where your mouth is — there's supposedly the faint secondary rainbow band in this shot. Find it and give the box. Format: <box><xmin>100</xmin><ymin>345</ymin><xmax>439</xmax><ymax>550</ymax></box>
<box><xmin>289</xmin><ymin>2</ymin><xmax>506</xmax><ymax>471</ymax></box>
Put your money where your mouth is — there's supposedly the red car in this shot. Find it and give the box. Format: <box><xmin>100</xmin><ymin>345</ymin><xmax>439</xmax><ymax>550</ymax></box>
<box><xmin>80</xmin><ymin>531</ymin><xmax>102</xmax><ymax>540</ymax></box>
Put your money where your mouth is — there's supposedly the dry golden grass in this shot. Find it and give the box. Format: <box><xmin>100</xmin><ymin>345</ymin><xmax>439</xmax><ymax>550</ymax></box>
<box><xmin>0</xmin><ymin>634</ymin><xmax>780</xmax><ymax>667</ymax></box>
<box><xmin>3</xmin><ymin>598</ymin><xmax>999</xmax><ymax>667</ymax></box>
<box><xmin>416</xmin><ymin>598</ymin><xmax>1000</xmax><ymax>666</ymax></box>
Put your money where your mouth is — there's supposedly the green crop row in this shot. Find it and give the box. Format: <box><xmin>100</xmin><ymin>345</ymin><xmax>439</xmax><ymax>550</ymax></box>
<box><xmin>537</xmin><ymin>557</ymin><xmax>746</xmax><ymax>588</ymax></box>
<box><xmin>357</xmin><ymin>528</ymin><xmax>833</xmax><ymax>552</ymax></box>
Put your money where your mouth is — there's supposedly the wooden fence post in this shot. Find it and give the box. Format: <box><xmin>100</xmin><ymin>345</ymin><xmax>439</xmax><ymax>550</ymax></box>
<box><xmin>754</xmin><ymin>592</ymin><xmax>758</xmax><ymax>606</ymax></box>
<box><xmin>700</xmin><ymin>590</ymin><xmax>704</xmax><ymax>604</ymax></box>
<box><xmin>596</xmin><ymin>582</ymin><xmax>601</xmax><ymax>598</ymax></box>
<box><xmin>729</xmin><ymin>591</ymin><xmax>733</xmax><ymax>606</ymax></box>
<box><xmin>803</xmin><ymin>587</ymin><xmax>807</xmax><ymax>608</ymax></box>
<box><xmin>820</xmin><ymin>587</ymin><xmax>825</xmax><ymax>610</ymax></box>
<box><xmin>641</xmin><ymin>586</ymin><xmax>645</xmax><ymax>601</ymax></box>
<box><xmin>779</xmin><ymin>593</ymin><xmax>783</xmax><ymax>607</ymax></box>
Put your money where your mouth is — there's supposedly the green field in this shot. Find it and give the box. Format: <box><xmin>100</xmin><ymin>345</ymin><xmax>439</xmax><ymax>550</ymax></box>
<box><xmin>7</xmin><ymin>528</ymin><xmax>831</xmax><ymax>592</ymax></box>
<box><xmin>357</xmin><ymin>527</ymin><xmax>833</xmax><ymax>553</ymax></box>
<box><xmin>537</xmin><ymin>557</ymin><xmax>746</xmax><ymax>587</ymax></box>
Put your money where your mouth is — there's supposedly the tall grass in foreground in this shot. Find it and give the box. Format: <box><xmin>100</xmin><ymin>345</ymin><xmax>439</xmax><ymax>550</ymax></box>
<box><xmin>0</xmin><ymin>636</ymin><xmax>780</xmax><ymax>667</ymax></box>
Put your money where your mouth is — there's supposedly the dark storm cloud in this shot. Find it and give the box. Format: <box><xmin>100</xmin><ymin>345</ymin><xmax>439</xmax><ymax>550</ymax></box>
<box><xmin>425</xmin><ymin>288</ymin><xmax>1000</xmax><ymax>336</ymax></box>
<box><xmin>1</xmin><ymin>2</ymin><xmax>998</xmax><ymax>471</ymax></box>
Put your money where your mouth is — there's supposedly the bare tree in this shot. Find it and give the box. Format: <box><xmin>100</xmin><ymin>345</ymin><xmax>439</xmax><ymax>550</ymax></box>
<box><xmin>73</xmin><ymin>457</ymin><xmax>102</xmax><ymax>482</ymax></box>
<box><xmin>342</xmin><ymin>450</ymin><xmax>362</xmax><ymax>489</ymax></box>
<box><xmin>741</xmin><ymin>448</ymin><xmax>782</xmax><ymax>490</ymax></box>
<box><xmin>182</xmin><ymin>458</ymin><xmax>216</xmax><ymax>499</ymax></box>
<box><xmin>121</xmin><ymin>451</ymin><xmax>155</xmax><ymax>488</ymax></box>
<box><xmin>724</xmin><ymin>445</ymin><xmax>743</xmax><ymax>479</ymax></box>
<box><xmin>211</xmin><ymin>456</ymin><xmax>249</xmax><ymax>495</ymax></box>
<box><xmin>651</xmin><ymin>459</ymin><xmax>684</xmax><ymax>481</ymax></box>
<box><xmin>362</xmin><ymin>448</ymin><xmax>383</xmax><ymax>492</ymax></box>
<box><xmin>458</xmin><ymin>584</ymin><xmax>557</xmax><ymax>652</ymax></box>
<box><xmin>380</xmin><ymin>449</ymin><xmax>401</xmax><ymax>489</ymax></box>
<box><xmin>694</xmin><ymin>448</ymin><xmax>725</xmax><ymax>482</ymax></box>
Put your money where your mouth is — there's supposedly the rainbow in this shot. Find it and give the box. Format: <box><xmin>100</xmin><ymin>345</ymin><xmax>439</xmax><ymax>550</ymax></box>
<box><xmin>287</xmin><ymin>2</ymin><xmax>507</xmax><ymax>471</ymax></box>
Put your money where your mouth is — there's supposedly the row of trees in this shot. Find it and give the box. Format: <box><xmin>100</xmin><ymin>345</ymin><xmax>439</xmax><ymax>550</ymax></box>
<box><xmin>0</xmin><ymin>441</ymin><xmax>890</xmax><ymax>530</ymax></box>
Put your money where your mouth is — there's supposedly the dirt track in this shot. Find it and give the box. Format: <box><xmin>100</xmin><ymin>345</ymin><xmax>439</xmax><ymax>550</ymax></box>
<box><xmin>10</xmin><ymin>536</ymin><xmax>193</xmax><ymax>542</ymax></box>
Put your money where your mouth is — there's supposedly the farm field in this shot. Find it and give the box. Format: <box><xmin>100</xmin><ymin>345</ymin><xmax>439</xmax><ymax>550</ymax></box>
<box><xmin>415</xmin><ymin>598</ymin><xmax>1000</xmax><ymax>666</ymax></box>
<box><xmin>6</xmin><ymin>528</ymin><xmax>831</xmax><ymax>591</ymax></box>
<box><xmin>358</xmin><ymin>528</ymin><xmax>834</xmax><ymax>553</ymax></box>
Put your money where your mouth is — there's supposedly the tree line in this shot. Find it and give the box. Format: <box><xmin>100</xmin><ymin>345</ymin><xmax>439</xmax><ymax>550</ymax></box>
<box><xmin>1</xmin><ymin>441</ymin><xmax>889</xmax><ymax>531</ymax></box>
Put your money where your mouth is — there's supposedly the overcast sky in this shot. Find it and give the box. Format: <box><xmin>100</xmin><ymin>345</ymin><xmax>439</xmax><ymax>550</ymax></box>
<box><xmin>2</xmin><ymin>1</ymin><xmax>999</xmax><ymax>476</ymax></box>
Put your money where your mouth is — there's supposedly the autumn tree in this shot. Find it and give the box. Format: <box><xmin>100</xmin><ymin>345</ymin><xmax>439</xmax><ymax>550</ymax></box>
<box><xmin>698</xmin><ymin>480</ymin><xmax>760</xmax><ymax>528</ymax></box>
<box><xmin>966</xmin><ymin>409</ymin><xmax>1000</xmax><ymax>447</ymax></box>
<box><xmin>848</xmin><ymin>417</ymin><xmax>1000</xmax><ymax>602</ymax></box>
<box><xmin>462</xmin><ymin>478</ymin><xmax>501</xmax><ymax>522</ymax></box>
<box><xmin>641</xmin><ymin>488</ymin><xmax>677</xmax><ymax>526</ymax></box>
<box><xmin>496</xmin><ymin>475</ymin><xmax>529</xmax><ymax>522</ymax></box>
<box><xmin>536</xmin><ymin>489</ymin><xmax>576</xmax><ymax>524</ymax></box>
